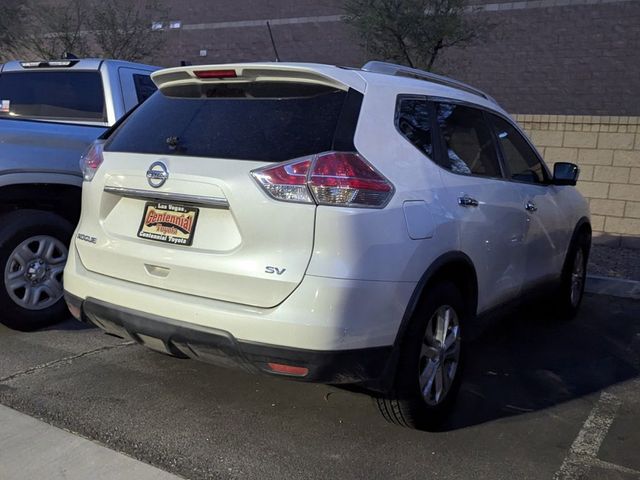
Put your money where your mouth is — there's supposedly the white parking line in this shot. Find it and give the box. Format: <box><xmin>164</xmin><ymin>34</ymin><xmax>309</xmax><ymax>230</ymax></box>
<box><xmin>554</xmin><ymin>391</ymin><xmax>640</xmax><ymax>479</ymax></box>
<box><xmin>567</xmin><ymin>392</ymin><xmax>620</xmax><ymax>458</ymax></box>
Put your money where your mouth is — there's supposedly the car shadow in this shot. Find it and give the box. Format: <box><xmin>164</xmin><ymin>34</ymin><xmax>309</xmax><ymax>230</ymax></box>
<box><xmin>0</xmin><ymin>317</ymin><xmax>95</xmax><ymax>333</ymax></box>
<box><xmin>41</xmin><ymin>317</ymin><xmax>95</xmax><ymax>332</ymax></box>
<box><xmin>442</xmin><ymin>293</ymin><xmax>640</xmax><ymax>430</ymax></box>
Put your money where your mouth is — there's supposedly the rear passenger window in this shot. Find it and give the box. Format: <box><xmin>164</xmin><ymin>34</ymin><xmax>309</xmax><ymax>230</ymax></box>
<box><xmin>133</xmin><ymin>74</ymin><xmax>157</xmax><ymax>103</ymax></box>
<box><xmin>436</xmin><ymin>103</ymin><xmax>502</xmax><ymax>178</ymax></box>
<box><xmin>395</xmin><ymin>97</ymin><xmax>435</xmax><ymax>159</ymax></box>
<box><xmin>489</xmin><ymin>114</ymin><xmax>548</xmax><ymax>184</ymax></box>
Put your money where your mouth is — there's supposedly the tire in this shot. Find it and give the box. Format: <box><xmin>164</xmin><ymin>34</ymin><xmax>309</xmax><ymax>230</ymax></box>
<box><xmin>555</xmin><ymin>231</ymin><xmax>590</xmax><ymax>319</ymax></box>
<box><xmin>376</xmin><ymin>281</ymin><xmax>466</xmax><ymax>430</ymax></box>
<box><xmin>0</xmin><ymin>210</ymin><xmax>74</xmax><ymax>331</ymax></box>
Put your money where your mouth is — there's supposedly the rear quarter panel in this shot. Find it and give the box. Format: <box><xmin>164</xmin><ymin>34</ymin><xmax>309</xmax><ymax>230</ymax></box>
<box><xmin>0</xmin><ymin>118</ymin><xmax>105</xmax><ymax>184</ymax></box>
<box><xmin>306</xmin><ymin>82</ymin><xmax>460</xmax><ymax>283</ymax></box>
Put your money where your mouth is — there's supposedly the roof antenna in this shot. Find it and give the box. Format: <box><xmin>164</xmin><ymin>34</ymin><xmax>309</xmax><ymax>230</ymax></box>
<box><xmin>266</xmin><ymin>21</ymin><xmax>281</xmax><ymax>62</ymax></box>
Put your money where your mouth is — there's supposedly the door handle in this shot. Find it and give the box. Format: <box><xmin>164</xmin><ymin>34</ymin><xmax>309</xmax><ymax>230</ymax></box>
<box><xmin>458</xmin><ymin>195</ymin><xmax>479</xmax><ymax>207</ymax></box>
<box><xmin>525</xmin><ymin>201</ymin><xmax>537</xmax><ymax>212</ymax></box>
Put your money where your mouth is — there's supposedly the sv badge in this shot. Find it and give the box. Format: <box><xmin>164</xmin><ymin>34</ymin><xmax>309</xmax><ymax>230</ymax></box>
<box><xmin>265</xmin><ymin>266</ymin><xmax>286</xmax><ymax>275</ymax></box>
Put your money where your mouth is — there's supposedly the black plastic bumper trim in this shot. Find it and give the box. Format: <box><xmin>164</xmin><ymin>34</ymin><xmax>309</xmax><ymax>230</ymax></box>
<box><xmin>75</xmin><ymin>295</ymin><xmax>393</xmax><ymax>385</ymax></box>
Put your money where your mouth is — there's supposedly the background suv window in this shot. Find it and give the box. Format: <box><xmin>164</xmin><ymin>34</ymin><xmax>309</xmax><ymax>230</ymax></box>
<box><xmin>436</xmin><ymin>103</ymin><xmax>502</xmax><ymax>178</ymax></box>
<box><xmin>396</xmin><ymin>97</ymin><xmax>435</xmax><ymax>159</ymax></box>
<box><xmin>489</xmin><ymin>114</ymin><xmax>547</xmax><ymax>184</ymax></box>
<box><xmin>0</xmin><ymin>71</ymin><xmax>105</xmax><ymax>122</ymax></box>
<box><xmin>132</xmin><ymin>74</ymin><xmax>157</xmax><ymax>103</ymax></box>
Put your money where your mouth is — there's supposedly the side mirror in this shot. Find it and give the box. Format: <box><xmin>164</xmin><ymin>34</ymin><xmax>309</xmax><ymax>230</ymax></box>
<box><xmin>552</xmin><ymin>162</ymin><xmax>579</xmax><ymax>186</ymax></box>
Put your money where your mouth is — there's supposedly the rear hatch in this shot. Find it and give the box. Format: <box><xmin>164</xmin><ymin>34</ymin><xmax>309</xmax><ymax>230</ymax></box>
<box><xmin>75</xmin><ymin>64</ymin><xmax>364</xmax><ymax>308</ymax></box>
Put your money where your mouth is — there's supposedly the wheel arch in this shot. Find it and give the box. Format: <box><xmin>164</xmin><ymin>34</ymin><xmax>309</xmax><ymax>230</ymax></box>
<box><xmin>372</xmin><ymin>251</ymin><xmax>478</xmax><ymax>392</ymax></box>
<box><xmin>574</xmin><ymin>216</ymin><xmax>592</xmax><ymax>245</ymax></box>
<box><xmin>0</xmin><ymin>182</ymin><xmax>82</xmax><ymax>225</ymax></box>
<box><xmin>562</xmin><ymin>216</ymin><xmax>592</xmax><ymax>274</ymax></box>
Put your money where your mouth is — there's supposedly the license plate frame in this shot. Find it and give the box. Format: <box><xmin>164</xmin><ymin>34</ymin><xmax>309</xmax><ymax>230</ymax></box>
<box><xmin>137</xmin><ymin>202</ymin><xmax>199</xmax><ymax>246</ymax></box>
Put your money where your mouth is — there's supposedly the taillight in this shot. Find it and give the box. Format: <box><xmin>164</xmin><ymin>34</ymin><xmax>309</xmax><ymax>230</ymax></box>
<box><xmin>251</xmin><ymin>152</ymin><xmax>394</xmax><ymax>208</ymax></box>
<box><xmin>79</xmin><ymin>141</ymin><xmax>104</xmax><ymax>182</ymax></box>
<box><xmin>252</xmin><ymin>159</ymin><xmax>313</xmax><ymax>204</ymax></box>
<box><xmin>309</xmin><ymin>152</ymin><xmax>393</xmax><ymax>207</ymax></box>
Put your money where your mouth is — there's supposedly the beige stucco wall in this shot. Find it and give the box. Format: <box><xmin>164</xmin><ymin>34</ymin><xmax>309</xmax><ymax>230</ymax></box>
<box><xmin>514</xmin><ymin>114</ymin><xmax>640</xmax><ymax>247</ymax></box>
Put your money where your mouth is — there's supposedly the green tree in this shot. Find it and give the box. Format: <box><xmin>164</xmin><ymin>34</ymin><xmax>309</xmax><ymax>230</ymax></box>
<box><xmin>344</xmin><ymin>0</ymin><xmax>479</xmax><ymax>71</ymax></box>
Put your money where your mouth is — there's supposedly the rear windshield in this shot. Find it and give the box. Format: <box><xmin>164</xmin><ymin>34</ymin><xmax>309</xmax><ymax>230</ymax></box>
<box><xmin>0</xmin><ymin>71</ymin><xmax>105</xmax><ymax>122</ymax></box>
<box><xmin>105</xmin><ymin>82</ymin><xmax>361</xmax><ymax>162</ymax></box>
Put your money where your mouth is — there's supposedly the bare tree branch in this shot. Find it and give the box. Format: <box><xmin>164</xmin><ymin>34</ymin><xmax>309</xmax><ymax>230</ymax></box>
<box><xmin>89</xmin><ymin>0</ymin><xmax>168</xmax><ymax>62</ymax></box>
<box><xmin>16</xmin><ymin>0</ymin><xmax>91</xmax><ymax>60</ymax></box>
<box><xmin>0</xmin><ymin>1</ymin><xmax>26</xmax><ymax>61</ymax></box>
<box><xmin>1</xmin><ymin>0</ymin><xmax>167</xmax><ymax>62</ymax></box>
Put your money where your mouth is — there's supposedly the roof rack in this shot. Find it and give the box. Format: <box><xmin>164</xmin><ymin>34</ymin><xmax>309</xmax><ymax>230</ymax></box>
<box><xmin>361</xmin><ymin>61</ymin><xmax>496</xmax><ymax>104</ymax></box>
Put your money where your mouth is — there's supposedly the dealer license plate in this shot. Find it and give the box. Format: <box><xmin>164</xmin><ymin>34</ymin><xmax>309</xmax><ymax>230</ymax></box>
<box><xmin>137</xmin><ymin>202</ymin><xmax>199</xmax><ymax>246</ymax></box>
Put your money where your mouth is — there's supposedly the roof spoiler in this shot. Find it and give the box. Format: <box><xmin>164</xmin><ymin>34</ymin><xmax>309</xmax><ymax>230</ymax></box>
<box><xmin>151</xmin><ymin>64</ymin><xmax>350</xmax><ymax>92</ymax></box>
<box><xmin>362</xmin><ymin>61</ymin><xmax>497</xmax><ymax>104</ymax></box>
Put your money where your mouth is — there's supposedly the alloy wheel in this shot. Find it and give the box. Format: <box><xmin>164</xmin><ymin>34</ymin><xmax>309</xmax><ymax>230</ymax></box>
<box><xmin>570</xmin><ymin>248</ymin><xmax>585</xmax><ymax>308</ymax></box>
<box><xmin>418</xmin><ymin>305</ymin><xmax>461</xmax><ymax>406</ymax></box>
<box><xmin>4</xmin><ymin>235</ymin><xmax>68</xmax><ymax>311</ymax></box>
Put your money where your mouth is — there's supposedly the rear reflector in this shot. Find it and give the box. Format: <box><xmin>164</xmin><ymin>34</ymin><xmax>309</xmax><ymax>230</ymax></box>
<box><xmin>66</xmin><ymin>300</ymin><xmax>81</xmax><ymax>320</ymax></box>
<box><xmin>194</xmin><ymin>69</ymin><xmax>237</xmax><ymax>79</ymax></box>
<box><xmin>251</xmin><ymin>152</ymin><xmax>394</xmax><ymax>208</ymax></box>
<box><xmin>267</xmin><ymin>363</ymin><xmax>309</xmax><ymax>377</ymax></box>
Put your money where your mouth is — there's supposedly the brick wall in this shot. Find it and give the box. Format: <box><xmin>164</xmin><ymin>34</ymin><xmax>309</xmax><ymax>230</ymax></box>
<box><xmin>140</xmin><ymin>0</ymin><xmax>640</xmax><ymax>116</ymax></box>
<box><xmin>514</xmin><ymin>114</ymin><xmax>640</xmax><ymax>247</ymax></box>
<box><xmin>438</xmin><ymin>1</ymin><xmax>640</xmax><ymax>115</ymax></box>
<box><xmin>34</xmin><ymin>0</ymin><xmax>640</xmax><ymax>115</ymax></box>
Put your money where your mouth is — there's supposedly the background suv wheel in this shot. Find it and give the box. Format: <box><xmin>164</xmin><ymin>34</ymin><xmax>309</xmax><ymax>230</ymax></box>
<box><xmin>377</xmin><ymin>281</ymin><xmax>466</xmax><ymax>430</ymax></box>
<box><xmin>0</xmin><ymin>210</ymin><xmax>73</xmax><ymax>331</ymax></box>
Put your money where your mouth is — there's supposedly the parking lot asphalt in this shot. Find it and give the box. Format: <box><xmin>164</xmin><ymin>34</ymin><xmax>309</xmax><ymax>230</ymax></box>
<box><xmin>1</xmin><ymin>293</ymin><xmax>639</xmax><ymax>480</ymax></box>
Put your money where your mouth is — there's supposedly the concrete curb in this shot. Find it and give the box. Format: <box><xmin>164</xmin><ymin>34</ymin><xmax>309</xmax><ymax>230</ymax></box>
<box><xmin>0</xmin><ymin>405</ymin><xmax>182</xmax><ymax>480</ymax></box>
<box><xmin>586</xmin><ymin>275</ymin><xmax>640</xmax><ymax>300</ymax></box>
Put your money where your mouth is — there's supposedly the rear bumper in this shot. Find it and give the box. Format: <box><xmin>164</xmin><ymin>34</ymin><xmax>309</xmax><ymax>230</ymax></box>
<box><xmin>65</xmin><ymin>293</ymin><xmax>392</xmax><ymax>385</ymax></box>
<box><xmin>63</xmin><ymin>247</ymin><xmax>415</xmax><ymax>351</ymax></box>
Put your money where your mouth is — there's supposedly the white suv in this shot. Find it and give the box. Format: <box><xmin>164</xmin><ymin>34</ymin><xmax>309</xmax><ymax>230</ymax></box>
<box><xmin>64</xmin><ymin>61</ymin><xmax>591</xmax><ymax>429</ymax></box>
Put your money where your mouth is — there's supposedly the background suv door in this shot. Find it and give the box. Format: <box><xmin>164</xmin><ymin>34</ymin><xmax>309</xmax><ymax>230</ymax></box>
<box><xmin>487</xmin><ymin>113</ymin><xmax>567</xmax><ymax>287</ymax></box>
<box><xmin>432</xmin><ymin>102</ymin><xmax>527</xmax><ymax>312</ymax></box>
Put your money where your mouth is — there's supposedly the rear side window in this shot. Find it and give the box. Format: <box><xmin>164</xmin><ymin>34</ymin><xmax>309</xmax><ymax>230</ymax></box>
<box><xmin>395</xmin><ymin>97</ymin><xmax>435</xmax><ymax>159</ymax></box>
<box><xmin>488</xmin><ymin>114</ymin><xmax>548</xmax><ymax>184</ymax></box>
<box><xmin>436</xmin><ymin>103</ymin><xmax>502</xmax><ymax>178</ymax></box>
<box><xmin>105</xmin><ymin>82</ymin><xmax>362</xmax><ymax>162</ymax></box>
<box><xmin>133</xmin><ymin>74</ymin><xmax>157</xmax><ymax>103</ymax></box>
<box><xmin>0</xmin><ymin>71</ymin><xmax>105</xmax><ymax>122</ymax></box>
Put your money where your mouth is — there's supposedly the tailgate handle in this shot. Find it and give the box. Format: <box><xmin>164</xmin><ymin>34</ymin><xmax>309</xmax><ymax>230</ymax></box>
<box><xmin>145</xmin><ymin>264</ymin><xmax>170</xmax><ymax>278</ymax></box>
